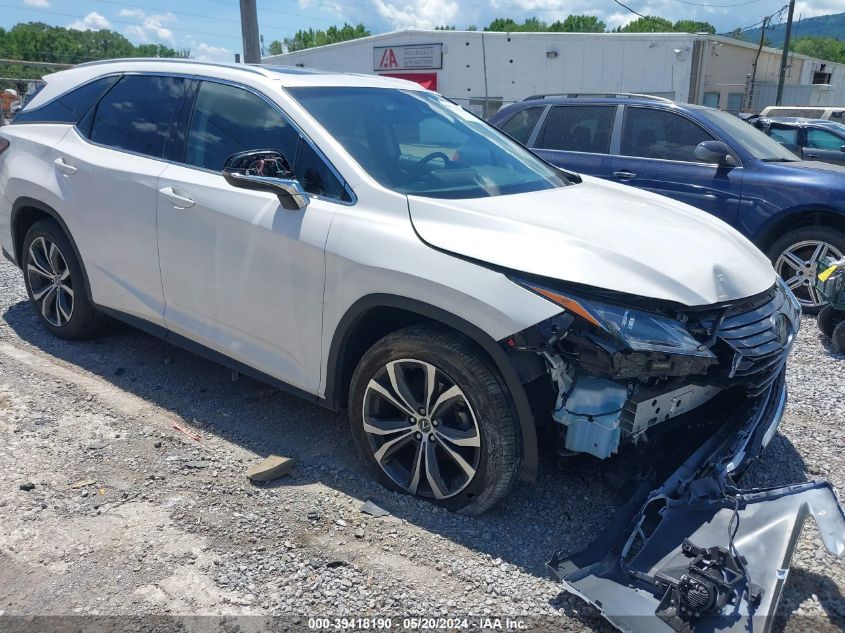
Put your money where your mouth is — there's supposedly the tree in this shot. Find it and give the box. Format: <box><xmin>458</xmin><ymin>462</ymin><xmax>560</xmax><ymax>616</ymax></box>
<box><xmin>485</xmin><ymin>18</ymin><xmax>523</xmax><ymax>32</ymax></box>
<box><xmin>276</xmin><ymin>23</ymin><xmax>370</xmax><ymax>53</ymax></box>
<box><xmin>0</xmin><ymin>22</ymin><xmax>187</xmax><ymax>90</ymax></box>
<box><xmin>550</xmin><ymin>15</ymin><xmax>606</xmax><ymax>33</ymax></box>
<box><xmin>434</xmin><ymin>25</ymin><xmax>456</xmax><ymax>30</ymax></box>
<box><xmin>792</xmin><ymin>36</ymin><xmax>845</xmax><ymax>63</ymax></box>
<box><xmin>673</xmin><ymin>20</ymin><xmax>715</xmax><ymax>34</ymax></box>
<box><xmin>618</xmin><ymin>16</ymin><xmax>675</xmax><ymax>32</ymax></box>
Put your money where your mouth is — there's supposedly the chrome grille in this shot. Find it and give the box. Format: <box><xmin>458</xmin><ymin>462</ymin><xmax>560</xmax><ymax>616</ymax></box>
<box><xmin>714</xmin><ymin>283</ymin><xmax>799</xmax><ymax>397</ymax></box>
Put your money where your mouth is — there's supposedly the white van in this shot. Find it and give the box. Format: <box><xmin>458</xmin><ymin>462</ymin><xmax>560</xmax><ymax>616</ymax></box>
<box><xmin>759</xmin><ymin>105</ymin><xmax>845</xmax><ymax>120</ymax></box>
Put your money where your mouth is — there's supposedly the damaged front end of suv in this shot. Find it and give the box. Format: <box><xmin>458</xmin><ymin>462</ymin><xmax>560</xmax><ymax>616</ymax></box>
<box><xmin>505</xmin><ymin>276</ymin><xmax>800</xmax><ymax>462</ymax></box>
<box><xmin>504</xmin><ymin>275</ymin><xmax>845</xmax><ymax>631</ymax></box>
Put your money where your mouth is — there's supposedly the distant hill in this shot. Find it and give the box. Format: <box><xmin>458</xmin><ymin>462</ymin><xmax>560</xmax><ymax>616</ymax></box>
<box><xmin>739</xmin><ymin>11</ymin><xmax>844</xmax><ymax>48</ymax></box>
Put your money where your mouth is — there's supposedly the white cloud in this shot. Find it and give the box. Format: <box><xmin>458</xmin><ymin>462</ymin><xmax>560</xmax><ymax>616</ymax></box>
<box><xmin>120</xmin><ymin>9</ymin><xmax>177</xmax><ymax>44</ymax></box>
<box><xmin>370</xmin><ymin>0</ymin><xmax>460</xmax><ymax>30</ymax></box>
<box><xmin>68</xmin><ymin>11</ymin><xmax>112</xmax><ymax>31</ymax></box>
<box><xmin>191</xmin><ymin>42</ymin><xmax>235</xmax><ymax>63</ymax></box>
<box><xmin>23</xmin><ymin>0</ymin><xmax>50</xmax><ymax>8</ymax></box>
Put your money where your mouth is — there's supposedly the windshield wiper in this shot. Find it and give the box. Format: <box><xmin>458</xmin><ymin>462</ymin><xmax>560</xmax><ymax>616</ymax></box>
<box><xmin>761</xmin><ymin>157</ymin><xmax>799</xmax><ymax>162</ymax></box>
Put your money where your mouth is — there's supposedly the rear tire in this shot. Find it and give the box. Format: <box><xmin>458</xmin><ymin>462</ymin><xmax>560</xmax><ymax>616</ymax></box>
<box><xmin>21</xmin><ymin>219</ymin><xmax>105</xmax><ymax>340</ymax></box>
<box><xmin>818</xmin><ymin>305</ymin><xmax>845</xmax><ymax>339</ymax></box>
<box><xmin>767</xmin><ymin>226</ymin><xmax>845</xmax><ymax>314</ymax></box>
<box><xmin>348</xmin><ymin>325</ymin><xmax>521</xmax><ymax>515</ymax></box>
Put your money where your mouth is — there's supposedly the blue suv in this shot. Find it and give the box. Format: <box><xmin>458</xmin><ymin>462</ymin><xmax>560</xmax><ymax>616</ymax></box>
<box><xmin>490</xmin><ymin>94</ymin><xmax>845</xmax><ymax>310</ymax></box>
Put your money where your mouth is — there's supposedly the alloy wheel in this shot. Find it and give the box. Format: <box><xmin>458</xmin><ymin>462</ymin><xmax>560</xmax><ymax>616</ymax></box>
<box><xmin>775</xmin><ymin>239</ymin><xmax>843</xmax><ymax>309</ymax></box>
<box><xmin>26</xmin><ymin>236</ymin><xmax>75</xmax><ymax>327</ymax></box>
<box><xmin>362</xmin><ymin>359</ymin><xmax>481</xmax><ymax>499</ymax></box>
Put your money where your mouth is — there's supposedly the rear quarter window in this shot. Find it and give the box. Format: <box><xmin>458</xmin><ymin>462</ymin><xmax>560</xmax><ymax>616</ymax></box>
<box><xmin>13</xmin><ymin>76</ymin><xmax>119</xmax><ymax>125</ymax></box>
<box><xmin>499</xmin><ymin>107</ymin><xmax>543</xmax><ymax>145</ymax></box>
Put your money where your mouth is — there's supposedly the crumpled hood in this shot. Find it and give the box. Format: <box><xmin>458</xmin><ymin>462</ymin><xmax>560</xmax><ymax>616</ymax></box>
<box><xmin>408</xmin><ymin>176</ymin><xmax>776</xmax><ymax>307</ymax></box>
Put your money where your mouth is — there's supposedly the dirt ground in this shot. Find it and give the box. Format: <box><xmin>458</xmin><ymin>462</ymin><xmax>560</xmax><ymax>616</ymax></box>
<box><xmin>0</xmin><ymin>257</ymin><xmax>843</xmax><ymax>632</ymax></box>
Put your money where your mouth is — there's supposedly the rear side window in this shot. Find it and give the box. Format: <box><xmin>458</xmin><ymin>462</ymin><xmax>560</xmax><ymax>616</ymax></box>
<box><xmin>184</xmin><ymin>81</ymin><xmax>349</xmax><ymax>202</ymax></box>
<box><xmin>621</xmin><ymin>108</ymin><xmax>715</xmax><ymax>163</ymax></box>
<box><xmin>13</xmin><ymin>76</ymin><xmax>119</xmax><ymax>125</ymax></box>
<box><xmin>499</xmin><ymin>107</ymin><xmax>542</xmax><ymax>144</ymax></box>
<box><xmin>536</xmin><ymin>106</ymin><xmax>615</xmax><ymax>153</ymax></box>
<box><xmin>89</xmin><ymin>75</ymin><xmax>187</xmax><ymax>159</ymax></box>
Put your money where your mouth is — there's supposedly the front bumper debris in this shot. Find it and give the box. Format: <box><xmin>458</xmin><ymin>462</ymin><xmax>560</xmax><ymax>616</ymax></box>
<box><xmin>548</xmin><ymin>372</ymin><xmax>845</xmax><ymax>633</ymax></box>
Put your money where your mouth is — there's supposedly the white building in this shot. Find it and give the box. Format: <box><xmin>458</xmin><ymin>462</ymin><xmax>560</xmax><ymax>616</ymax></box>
<box><xmin>264</xmin><ymin>30</ymin><xmax>845</xmax><ymax>117</ymax></box>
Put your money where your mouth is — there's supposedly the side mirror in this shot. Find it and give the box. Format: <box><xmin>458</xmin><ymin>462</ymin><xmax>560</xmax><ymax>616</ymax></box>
<box><xmin>694</xmin><ymin>140</ymin><xmax>737</xmax><ymax>167</ymax></box>
<box><xmin>222</xmin><ymin>149</ymin><xmax>309</xmax><ymax>210</ymax></box>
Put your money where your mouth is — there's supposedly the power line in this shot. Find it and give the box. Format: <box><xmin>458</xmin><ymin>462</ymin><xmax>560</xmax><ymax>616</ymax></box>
<box><xmin>610</xmin><ymin>0</ymin><xmax>648</xmax><ymax>19</ymax></box>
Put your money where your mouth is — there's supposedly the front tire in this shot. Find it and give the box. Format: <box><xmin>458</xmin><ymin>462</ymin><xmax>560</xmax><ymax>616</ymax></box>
<box><xmin>768</xmin><ymin>226</ymin><xmax>845</xmax><ymax>313</ymax></box>
<box><xmin>348</xmin><ymin>325</ymin><xmax>521</xmax><ymax>515</ymax></box>
<box><xmin>22</xmin><ymin>219</ymin><xmax>104</xmax><ymax>340</ymax></box>
<box><xmin>818</xmin><ymin>305</ymin><xmax>845</xmax><ymax>339</ymax></box>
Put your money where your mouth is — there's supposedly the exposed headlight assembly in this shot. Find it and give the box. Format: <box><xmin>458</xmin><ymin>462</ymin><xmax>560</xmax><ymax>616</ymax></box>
<box><xmin>519</xmin><ymin>282</ymin><xmax>715</xmax><ymax>360</ymax></box>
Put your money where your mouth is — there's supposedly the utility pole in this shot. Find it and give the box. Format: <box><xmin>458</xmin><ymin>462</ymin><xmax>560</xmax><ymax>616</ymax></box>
<box><xmin>746</xmin><ymin>15</ymin><xmax>770</xmax><ymax>112</ymax></box>
<box><xmin>239</xmin><ymin>0</ymin><xmax>261</xmax><ymax>64</ymax></box>
<box><xmin>775</xmin><ymin>0</ymin><xmax>796</xmax><ymax>105</ymax></box>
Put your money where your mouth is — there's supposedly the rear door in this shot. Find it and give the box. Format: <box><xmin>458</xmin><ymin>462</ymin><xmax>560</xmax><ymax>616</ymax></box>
<box><xmin>801</xmin><ymin>127</ymin><xmax>845</xmax><ymax>165</ymax></box>
<box><xmin>529</xmin><ymin>104</ymin><xmax>619</xmax><ymax>178</ymax></box>
<box><xmin>156</xmin><ymin>79</ymin><xmax>348</xmax><ymax>392</ymax></box>
<box><xmin>51</xmin><ymin>74</ymin><xmax>189</xmax><ymax>326</ymax></box>
<box><xmin>611</xmin><ymin>106</ymin><xmax>743</xmax><ymax>226</ymax></box>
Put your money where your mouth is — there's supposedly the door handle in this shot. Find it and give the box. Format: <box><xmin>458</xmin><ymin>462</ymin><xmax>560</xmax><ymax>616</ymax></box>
<box><xmin>54</xmin><ymin>157</ymin><xmax>77</xmax><ymax>176</ymax></box>
<box><xmin>612</xmin><ymin>170</ymin><xmax>636</xmax><ymax>180</ymax></box>
<box><xmin>159</xmin><ymin>186</ymin><xmax>195</xmax><ymax>209</ymax></box>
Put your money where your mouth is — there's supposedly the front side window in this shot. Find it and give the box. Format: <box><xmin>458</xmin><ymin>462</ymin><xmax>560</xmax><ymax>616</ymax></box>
<box><xmin>184</xmin><ymin>81</ymin><xmax>347</xmax><ymax>201</ymax></box>
<box><xmin>14</xmin><ymin>76</ymin><xmax>119</xmax><ymax>125</ymax></box>
<box><xmin>536</xmin><ymin>105</ymin><xmax>615</xmax><ymax>154</ymax></box>
<box><xmin>699</xmin><ymin>108</ymin><xmax>800</xmax><ymax>162</ymax></box>
<box><xmin>287</xmin><ymin>86</ymin><xmax>570</xmax><ymax>199</ymax></box>
<box><xmin>89</xmin><ymin>75</ymin><xmax>187</xmax><ymax>158</ymax></box>
<box><xmin>499</xmin><ymin>107</ymin><xmax>542</xmax><ymax>144</ymax></box>
<box><xmin>621</xmin><ymin>108</ymin><xmax>715</xmax><ymax>163</ymax></box>
<box><xmin>806</xmin><ymin>128</ymin><xmax>843</xmax><ymax>150</ymax></box>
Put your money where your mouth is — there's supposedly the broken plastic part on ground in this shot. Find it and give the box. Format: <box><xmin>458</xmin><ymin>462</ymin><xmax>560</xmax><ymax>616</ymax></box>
<box><xmin>547</xmin><ymin>372</ymin><xmax>845</xmax><ymax>633</ymax></box>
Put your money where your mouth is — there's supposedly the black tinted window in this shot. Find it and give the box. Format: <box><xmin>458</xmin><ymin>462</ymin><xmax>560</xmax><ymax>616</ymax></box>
<box><xmin>90</xmin><ymin>75</ymin><xmax>186</xmax><ymax>158</ymax></box>
<box><xmin>500</xmin><ymin>107</ymin><xmax>542</xmax><ymax>144</ymax></box>
<box><xmin>621</xmin><ymin>108</ymin><xmax>714</xmax><ymax>162</ymax></box>
<box><xmin>14</xmin><ymin>76</ymin><xmax>119</xmax><ymax>125</ymax></box>
<box><xmin>536</xmin><ymin>106</ymin><xmax>615</xmax><ymax>153</ymax></box>
<box><xmin>185</xmin><ymin>81</ymin><xmax>347</xmax><ymax>201</ymax></box>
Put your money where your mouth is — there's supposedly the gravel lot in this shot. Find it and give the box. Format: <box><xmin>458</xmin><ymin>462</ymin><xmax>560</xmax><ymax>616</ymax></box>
<box><xmin>0</xmin><ymin>256</ymin><xmax>842</xmax><ymax>631</ymax></box>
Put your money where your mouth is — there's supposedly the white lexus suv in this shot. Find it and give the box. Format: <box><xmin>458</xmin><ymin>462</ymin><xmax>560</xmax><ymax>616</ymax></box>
<box><xmin>0</xmin><ymin>60</ymin><xmax>799</xmax><ymax>515</ymax></box>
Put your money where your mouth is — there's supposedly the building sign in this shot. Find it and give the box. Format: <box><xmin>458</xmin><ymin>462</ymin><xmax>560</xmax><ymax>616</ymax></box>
<box><xmin>374</xmin><ymin>44</ymin><xmax>443</xmax><ymax>71</ymax></box>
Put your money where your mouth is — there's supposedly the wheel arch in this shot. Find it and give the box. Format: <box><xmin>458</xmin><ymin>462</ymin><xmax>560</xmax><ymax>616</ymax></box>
<box><xmin>325</xmin><ymin>294</ymin><xmax>539</xmax><ymax>482</ymax></box>
<box><xmin>11</xmin><ymin>198</ymin><xmax>92</xmax><ymax>298</ymax></box>
<box><xmin>753</xmin><ymin>206</ymin><xmax>845</xmax><ymax>253</ymax></box>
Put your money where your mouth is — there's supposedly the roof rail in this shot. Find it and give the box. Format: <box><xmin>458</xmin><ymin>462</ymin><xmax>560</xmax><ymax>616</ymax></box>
<box><xmin>523</xmin><ymin>92</ymin><xmax>674</xmax><ymax>102</ymax></box>
<box><xmin>74</xmin><ymin>58</ymin><xmax>269</xmax><ymax>77</ymax></box>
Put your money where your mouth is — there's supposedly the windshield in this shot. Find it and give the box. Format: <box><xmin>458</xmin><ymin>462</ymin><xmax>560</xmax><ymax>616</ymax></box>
<box><xmin>287</xmin><ymin>87</ymin><xmax>571</xmax><ymax>199</ymax></box>
<box><xmin>699</xmin><ymin>109</ymin><xmax>800</xmax><ymax>162</ymax></box>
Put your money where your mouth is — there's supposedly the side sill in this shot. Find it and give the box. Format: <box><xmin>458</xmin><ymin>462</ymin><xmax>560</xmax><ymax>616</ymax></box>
<box><xmin>94</xmin><ymin>305</ymin><xmax>336</xmax><ymax>412</ymax></box>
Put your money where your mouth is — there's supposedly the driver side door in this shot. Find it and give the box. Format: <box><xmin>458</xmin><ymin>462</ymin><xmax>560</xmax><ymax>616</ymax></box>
<box><xmin>611</xmin><ymin>106</ymin><xmax>744</xmax><ymax>226</ymax></box>
<box><xmin>156</xmin><ymin>79</ymin><xmax>351</xmax><ymax>393</ymax></box>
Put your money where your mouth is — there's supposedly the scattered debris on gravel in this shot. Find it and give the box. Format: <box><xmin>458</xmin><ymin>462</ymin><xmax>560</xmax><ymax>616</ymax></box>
<box><xmin>0</xmin><ymin>258</ymin><xmax>842</xmax><ymax>630</ymax></box>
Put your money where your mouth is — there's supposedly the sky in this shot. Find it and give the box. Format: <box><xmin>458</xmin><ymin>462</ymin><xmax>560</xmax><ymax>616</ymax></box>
<box><xmin>1</xmin><ymin>0</ymin><xmax>842</xmax><ymax>62</ymax></box>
